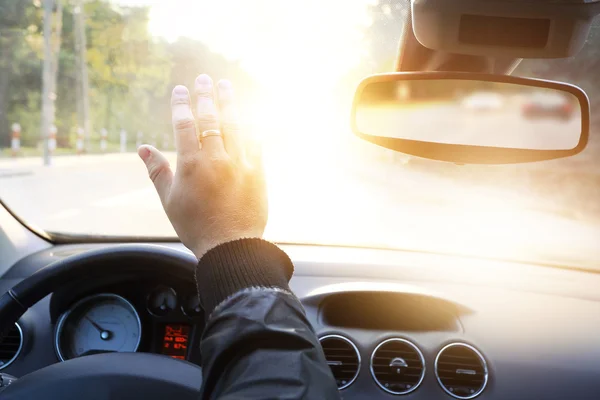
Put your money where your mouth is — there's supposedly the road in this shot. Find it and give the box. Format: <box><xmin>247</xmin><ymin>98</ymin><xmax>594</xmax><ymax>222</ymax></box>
<box><xmin>1</xmin><ymin>152</ymin><xmax>599</xmax><ymax>268</ymax></box>
<box><xmin>357</xmin><ymin>102</ymin><xmax>581</xmax><ymax>150</ymax></box>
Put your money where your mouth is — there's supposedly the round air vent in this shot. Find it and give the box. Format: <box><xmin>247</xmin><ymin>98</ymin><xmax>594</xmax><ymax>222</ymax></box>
<box><xmin>319</xmin><ymin>334</ymin><xmax>360</xmax><ymax>389</ymax></box>
<box><xmin>370</xmin><ymin>338</ymin><xmax>425</xmax><ymax>394</ymax></box>
<box><xmin>435</xmin><ymin>343</ymin><xmax>488</xmax><ymax>399</ymax></box>
<box><xmin>0</xmin><ymin>323</ymin><xmax>23</xmax><ymax>370</ymax></box>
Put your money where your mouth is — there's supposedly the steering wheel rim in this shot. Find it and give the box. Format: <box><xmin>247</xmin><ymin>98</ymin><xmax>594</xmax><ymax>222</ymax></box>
<box><xmin>0</xmin><ymin>244</ymin><xmax>202</xmax><ymax>399</ymax></box>
<box><xmin>0</xmin><ymin>244</ymin><xmax>197</xmax><ymax>337</ymax></box>
<box><xmin>0</xmin><ymin>352</ymin><xmax>203</xmax><ymax>399</ymax></box>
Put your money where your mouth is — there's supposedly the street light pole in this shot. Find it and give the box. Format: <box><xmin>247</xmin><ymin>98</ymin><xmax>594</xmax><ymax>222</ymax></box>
<box><xmin>74</xmin><ymin>0</ymin><xmax>92</xmax><ymax>151</ymax></box>
<box><xmin>40</xmin><ymin>0</ymin><xmax>62</xmax><ymax>166</ymax></box>
<box><xmin>40</xmin><ymin>0</ymin><xmax>55</xmax><ymax>166</ymax></box>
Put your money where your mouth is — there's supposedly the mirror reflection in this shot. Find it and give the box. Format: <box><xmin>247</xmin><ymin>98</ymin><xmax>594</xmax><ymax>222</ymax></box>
<box><xmin>356</xmin><ymin>79</ymin><xmax>582</xmax><ymax>150</ymax></box>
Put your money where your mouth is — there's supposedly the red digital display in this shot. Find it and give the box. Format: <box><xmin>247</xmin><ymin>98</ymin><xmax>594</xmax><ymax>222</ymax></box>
<box><xmin>161</xmin><ymin>324</ymin><xmax>189</xmax><ymax>360</ymax></box>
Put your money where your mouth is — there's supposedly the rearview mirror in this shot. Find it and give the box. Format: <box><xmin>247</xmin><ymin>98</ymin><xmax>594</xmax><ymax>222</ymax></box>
<box><xmin>352</xmin><ymin>73</ymin><xmax>590</xmax><ymax>164</ymax></box>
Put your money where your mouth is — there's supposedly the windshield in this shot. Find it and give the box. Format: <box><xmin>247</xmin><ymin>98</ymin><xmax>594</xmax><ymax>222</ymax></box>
<box><xmin>1</xmin><ymin>1</ymin><xmax>599</xmax><ymax>269</ymax></box>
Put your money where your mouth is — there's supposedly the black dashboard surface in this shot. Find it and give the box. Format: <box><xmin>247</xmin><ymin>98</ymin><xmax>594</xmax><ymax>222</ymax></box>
<box><xmin>2</xmin><ymin>242</ymin><xmax>600</xmax><ymax>399</ymax></box>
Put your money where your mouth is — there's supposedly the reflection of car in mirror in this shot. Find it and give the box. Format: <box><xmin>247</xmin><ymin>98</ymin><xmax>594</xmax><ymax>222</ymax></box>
<box><xmin>460</xmin><ymin>92</ymin><xmax>504</xmax><ymax>111</ymax></box>
<box><xmin>522</xmin><ymin>92</ymin><xmax>574</xmax><ymax>121</ymax></box>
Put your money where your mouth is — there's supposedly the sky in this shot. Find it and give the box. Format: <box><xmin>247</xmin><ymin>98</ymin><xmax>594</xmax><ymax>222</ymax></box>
<box><xmin>115</xmin><ymin>0</ymin><xmax>376</xmax><ymax>90</ymax></box>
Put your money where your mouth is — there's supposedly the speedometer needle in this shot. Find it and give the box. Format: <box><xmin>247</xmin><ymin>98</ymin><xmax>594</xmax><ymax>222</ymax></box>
<box><xmin>85</xmin><ymin>317</ymin><xmax>112</xmax><ymax>340</ymax></box>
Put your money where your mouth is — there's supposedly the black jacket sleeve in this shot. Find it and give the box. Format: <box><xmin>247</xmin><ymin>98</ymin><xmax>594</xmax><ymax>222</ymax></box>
<box><xmin>195</xmin><ymin>239</ymin><xmax>340</xmax><ymax>400</ymax></box>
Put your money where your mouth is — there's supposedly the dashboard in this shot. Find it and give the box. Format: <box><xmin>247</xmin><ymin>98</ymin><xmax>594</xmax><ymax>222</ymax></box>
<box><xmin>2</xmin><ymin>242</ymin><xmax>600</xmax><ymax>399</ymax></box>
<box><xmin>51</xmin><ymin>279</ymin><xmax>203</xmax><ymax>363</ymax></box>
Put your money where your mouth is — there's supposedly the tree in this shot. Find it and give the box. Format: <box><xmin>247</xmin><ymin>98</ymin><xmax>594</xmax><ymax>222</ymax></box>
<box><xmin>0</xmin><ymin>0</ymin><xmax>256</xmax><ymax>151</ymax></box>
<box><xmin>0</xmin><ymin>0</ymin><xmax>29</xmax><ymax>147</ymax></box>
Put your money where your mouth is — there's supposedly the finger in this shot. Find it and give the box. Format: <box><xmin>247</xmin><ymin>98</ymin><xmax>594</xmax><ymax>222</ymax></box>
<box><xmin>195</xmin><ymin>74</ymin><xmax>226</xmax><ymax>158</ymax></box>
<box><xmin>138</xmin><ymin>145</ymin><xmax>173</xmax><ymax>206</ymax></box>
<box><xmin>217</xmin><ymin>79</ymin><xmax>244</xmax><ymax>163</ymax></box>
<box><xmin>171</xmin><ymin>85</ymin><xmax>199</xmax><ymax>160</ymax></box>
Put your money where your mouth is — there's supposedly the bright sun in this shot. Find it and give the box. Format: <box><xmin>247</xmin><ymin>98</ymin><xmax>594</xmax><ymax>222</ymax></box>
<box><xmin>145</xmin><ymin>0</ymin><xmax>376</xmax><ymax>166</ymax></box>
<box><xmin>145</xmin><ymin>0</ymin><xmax>374</xmax><ymax>85</ymax></box>
<box><xmin>142</xmin><ymin>0</ymin><xmax>381</xmax><ymax>240</ymax></box>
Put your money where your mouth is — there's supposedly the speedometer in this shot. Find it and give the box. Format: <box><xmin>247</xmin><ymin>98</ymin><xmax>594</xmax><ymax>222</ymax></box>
<box><xmin>55</xmin><ymin>293</ymin><xmax>142</xmax><ymax>361</ymax></box>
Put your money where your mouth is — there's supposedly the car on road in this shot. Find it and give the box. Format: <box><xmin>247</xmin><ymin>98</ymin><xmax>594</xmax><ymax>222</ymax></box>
<box><xmin>522</xmin><ymin>92</ymin><xmax>574</xmax><ymax>120</ymax></box>
<box><xmin>460</xmin><ymin>91</ymin><xmax>504</xmax><ymax>111</ymax></box>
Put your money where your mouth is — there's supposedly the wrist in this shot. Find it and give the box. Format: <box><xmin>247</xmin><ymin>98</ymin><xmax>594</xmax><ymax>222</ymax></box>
<box><xmin>191</xmin><ymin>230</ymin><xmax>266</xmax><ymax>259</ymax></box>
<box><xmin>191</xmin><ymin>240</ymin><xmax>220</xmax><ymax>260</ymax></box>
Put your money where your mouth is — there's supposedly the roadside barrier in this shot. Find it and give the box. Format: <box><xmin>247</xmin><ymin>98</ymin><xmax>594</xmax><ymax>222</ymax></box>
<box><xmin>120</xmin><ymin>129</ymin><xmax>127</xmax><ymax>153</ymax></box>
<box><xmin>76</xmin><ymin>127</ymin><xmax>85</xmax><ymax>155</ymax></box>
<box><xmin>100</xmin><ymin>128</ymin><xmax>108</xmax><ymax>152</ymax></box>
<box><xmin>48</xmin><ymin>125</ymin><xmax>57</xmax><ymax>154</ymax></box>
<box><xmin>11</xmin><ymin>123</ymin><xmax>21</xmax><ymax>157</ymax></box>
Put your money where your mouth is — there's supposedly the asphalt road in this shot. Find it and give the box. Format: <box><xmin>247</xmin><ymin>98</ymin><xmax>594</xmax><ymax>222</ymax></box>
<box><xmin>1</xmin><ymin>152</ymin><xmax>599</xmax><ymax>268</ymax></box>
<box><xmin>357</xmin><ymin>103</ymin><xmax>582</xmax><ymax>150</ymax></box>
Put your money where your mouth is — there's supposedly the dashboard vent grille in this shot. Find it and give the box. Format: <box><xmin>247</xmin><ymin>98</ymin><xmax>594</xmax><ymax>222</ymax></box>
<box><xmin>0</xmin><ymin>323</ymin><xmax>23</xmax><ymax>370</ymax></box>
<box><xmin>435</xmin><ymin>343</ymin><xmax>488</xmax><ymax>399</ymax></box>
<box><xmin>319</xmin><ymin>335</ymin><xmax>360</xmax><ymax>390</ymax></box>
<box><xmin>371</xmin><ymin>338</ymin><xmax>425</xmax><ymax>394</ymax></box>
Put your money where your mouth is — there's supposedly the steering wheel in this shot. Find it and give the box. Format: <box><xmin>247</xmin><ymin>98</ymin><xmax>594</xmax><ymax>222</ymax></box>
<box><xmin>0</xmin><ymin>244</ymin><xmax>203</xmax><ymax>400</ymax></box>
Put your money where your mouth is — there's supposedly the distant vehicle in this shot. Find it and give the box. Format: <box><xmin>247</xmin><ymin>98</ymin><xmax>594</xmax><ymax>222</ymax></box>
<box><xmin>522</xmin><ymin>92</ymin><xmax>574</xmax><ymax>120</ymax></box>
<box><xmin>460</xmin><ymin>92</ymin><xmax>504</xmax><ymax>111</ymax></box>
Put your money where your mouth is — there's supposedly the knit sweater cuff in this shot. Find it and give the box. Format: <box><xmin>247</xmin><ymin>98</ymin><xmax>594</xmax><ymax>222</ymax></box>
<box><xmin>195</xmin><ymin>238</ymin><xmax>294</xmax><ymax>316</ymax></box>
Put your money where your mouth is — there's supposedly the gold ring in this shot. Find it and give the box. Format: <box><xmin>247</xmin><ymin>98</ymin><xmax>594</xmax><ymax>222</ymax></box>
<box><xmin>199</xmin><ymin>129</ymin><xmax>222</xmax><ymax>139</ymax></box>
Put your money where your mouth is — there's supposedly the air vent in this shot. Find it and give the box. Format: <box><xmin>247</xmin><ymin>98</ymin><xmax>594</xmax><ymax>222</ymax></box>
<box><xmin>435</xmin><ymin>343</ymin><xmax>488</xmax><ymax>399</ymax></box>
<box><xmin>0</xmin><ymin>323</ymin><xmax>23</xmax><ymax>370</ymax></box>
<box><xmin>319</xmin><ymin>335</ymin><xmax>360</xmax><ymax>389</ymax></box>
<box><xmin>370</xmin><ymin>338</ymin><xmax>425</xmax><ymax>394</ymax></box>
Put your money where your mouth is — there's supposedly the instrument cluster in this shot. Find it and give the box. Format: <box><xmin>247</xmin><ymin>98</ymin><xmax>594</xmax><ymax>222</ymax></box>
<box><xmin>53</xmin><ymin>283</ymin><xmax>204</xmax><ymax>365</ymax></box>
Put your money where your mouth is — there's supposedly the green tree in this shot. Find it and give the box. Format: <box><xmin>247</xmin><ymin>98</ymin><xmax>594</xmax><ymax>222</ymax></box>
<box><xmin>0</xmin><ymin>0</ymin><xmax>42</xmax><ymax>147</ymax></box>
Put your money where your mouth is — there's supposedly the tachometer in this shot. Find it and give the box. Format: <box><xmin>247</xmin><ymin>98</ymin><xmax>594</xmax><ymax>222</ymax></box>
<box><xmin>55</xmin><ymin>293</ymin><xmax>142</xmax><ymax>361</ymax></box>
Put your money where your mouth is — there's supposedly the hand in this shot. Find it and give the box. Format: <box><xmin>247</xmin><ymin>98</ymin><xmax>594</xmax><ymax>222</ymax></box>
<box><xmin>138</xmin><ymin>74</ymin><xmax>267</xmax><ymax>259</ymax></box>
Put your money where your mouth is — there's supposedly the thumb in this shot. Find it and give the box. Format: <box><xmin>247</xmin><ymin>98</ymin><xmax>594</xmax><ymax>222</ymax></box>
<box><xmin>138</xmin><ymin>145</ymin><xmax>173</xmax><ymax>206</ymax></box>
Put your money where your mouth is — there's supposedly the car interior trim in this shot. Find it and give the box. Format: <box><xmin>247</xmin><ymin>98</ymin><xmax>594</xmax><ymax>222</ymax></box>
<box><xmin>434</xmin><ymin>342</ymin><xmax>489</xmax><ymax>399</ymax></box>
<box><xmin>318</xmin><ymin>334</ymin><xmax>361</xmax><ymax>390</ymax></box>
<box><xmin>370</xmin><ymin>337</ymin><xmax>426</xmax><ymax>395</ymax></box>
<box><xmin>0</xmin><ymin>323</ymin><xmax>23</xmax><ymax>371</ymax></box>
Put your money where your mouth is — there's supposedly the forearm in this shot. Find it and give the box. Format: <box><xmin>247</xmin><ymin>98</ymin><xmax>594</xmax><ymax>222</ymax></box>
<box><xmin>195</xmin><ymin>239</ymin><xmax>340</xmax><ymax>400</ymax></box>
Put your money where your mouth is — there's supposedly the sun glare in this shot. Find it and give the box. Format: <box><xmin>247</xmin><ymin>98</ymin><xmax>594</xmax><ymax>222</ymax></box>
<box><xmin>147</xmin><ymin>0</ymin><xmax>374</xmax><ymax>82</ymax></box>
<box><xmin>146</xmin><ymin>2</ymin><xmax>372</xmax><ymax>158</ymax></box>
<box><xmin>146</xmin><ymin>0</ymin><xmax>379</xmax><ymax>231</ymax></box>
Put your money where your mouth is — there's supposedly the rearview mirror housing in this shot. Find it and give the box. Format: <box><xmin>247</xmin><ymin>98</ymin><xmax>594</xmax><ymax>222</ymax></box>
<box><xmin>351</xmin><ymin>72</ymin><xmax>590</xmax><ymax>164</ymax></box>
<box><xmin>411</xmin><ymin>0</ymin><xmax>600</xmax><ymax>58</ymax></box>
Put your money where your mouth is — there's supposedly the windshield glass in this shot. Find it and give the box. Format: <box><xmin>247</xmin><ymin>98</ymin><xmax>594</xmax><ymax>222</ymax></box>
<box><xmin>1</xmin><ymin>1</ymin><xmax>599</xmax><ymax>269</ymax></box>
